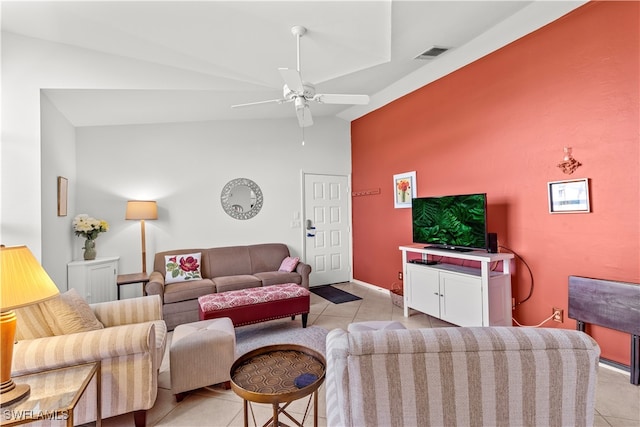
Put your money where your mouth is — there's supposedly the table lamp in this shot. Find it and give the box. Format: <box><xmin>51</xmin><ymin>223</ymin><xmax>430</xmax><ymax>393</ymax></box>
<box><xmin>1</xmin><ymin>245</ymin><xmax>60</xmax><ymax>407</ymax></box>
<box><xmin>125</xmin><ymin>200</ymin><xmax>158</xmax><ymax>273</ymax></box>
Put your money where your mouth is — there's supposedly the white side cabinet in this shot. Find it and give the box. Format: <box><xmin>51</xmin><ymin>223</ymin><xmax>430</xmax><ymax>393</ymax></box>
<box><xmin>67</xmin><ymin>257</ymin><xmax>119</xmax><ymax>303</ymax></box>
<box><xmin>400</xmin><ymin>245</ymin><xmax>514</xmax><ymax>327</ymax></box>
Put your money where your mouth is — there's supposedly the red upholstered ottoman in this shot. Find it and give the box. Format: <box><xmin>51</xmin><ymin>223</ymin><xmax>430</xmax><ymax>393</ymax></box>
<box><xmin>198</xmin><ymin>283</ymin><xmax>310</xmax><ymax>328</ymax></box>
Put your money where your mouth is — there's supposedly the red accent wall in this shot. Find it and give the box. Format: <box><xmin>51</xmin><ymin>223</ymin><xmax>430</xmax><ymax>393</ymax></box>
<box><xmin>351</xmin><ymin>1</ymin><xmax>639</xmax><ymax>365</ymax></box>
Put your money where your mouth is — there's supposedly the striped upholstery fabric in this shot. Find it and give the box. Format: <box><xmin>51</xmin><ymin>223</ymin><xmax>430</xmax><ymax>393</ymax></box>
<box><xmin>92</xmin><ymin>295</ymin><xmax>163</xmax><ymax>326</ymax></box>
<box><xmin>13</xmin><ymin>295</ymin><xmax>166</xmax><ymax>426</ymax></box>
<box><xmin>326</xmin><ymin>327</ymin><xmax>600</xmax><ymax>427</ymax></box>
<box><xmin>92</xmin><ymin>296</ymin><xmax>167</xmax><ymax>365</ymax></box>
<box><xmin>14</xmin><ymin>304</ymin><xmax>54</xmax><ymax>340</ymax></box>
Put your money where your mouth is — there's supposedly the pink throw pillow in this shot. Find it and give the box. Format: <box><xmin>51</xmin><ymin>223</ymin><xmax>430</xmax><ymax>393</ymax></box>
<box><xmin>279</xmin><ymin>256</ymin><xmax>299</xmax><ymax>272</ymax></box>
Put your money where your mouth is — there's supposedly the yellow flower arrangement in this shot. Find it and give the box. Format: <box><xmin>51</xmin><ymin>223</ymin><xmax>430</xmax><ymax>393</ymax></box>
<box><xmin>73</xmin><ymin>214</ymin><xmax>109</xmax><ymax>240</ymax></box>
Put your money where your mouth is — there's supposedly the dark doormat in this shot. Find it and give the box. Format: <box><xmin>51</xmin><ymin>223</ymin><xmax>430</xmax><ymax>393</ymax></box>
<box><xmin>310</xmin><ymin>285</ymin><xmax>362</xmax><ymax>304</ymax></box>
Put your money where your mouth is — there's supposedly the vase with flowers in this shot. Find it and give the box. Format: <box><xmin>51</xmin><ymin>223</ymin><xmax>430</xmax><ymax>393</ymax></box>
<box><xmin>73</xmin><ymin>214</ymin><xmax>109</xmax><ymax>260</ymax></box>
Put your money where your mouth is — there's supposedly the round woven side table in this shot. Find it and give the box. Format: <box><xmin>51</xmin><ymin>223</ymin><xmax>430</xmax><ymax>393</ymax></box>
<box><xmin>230</xmin><ymin>344</ymin><xmax>326</xmax><ymax>427</ymax></box>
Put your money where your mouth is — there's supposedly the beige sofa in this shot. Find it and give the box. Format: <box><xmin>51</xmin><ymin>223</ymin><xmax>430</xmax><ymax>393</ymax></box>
<box><xmin>147</xmin><ymin>243</ymin><xmax>311</xmax><ymax>330</ymax></box>
<box><xmin>13</xmin><ymin>295</ymin><xmax>166</xmax><ymax>427</ymax></box>
<box><xmin>326</xmin><ymin>326</ymin><xmax>600</xmax><ymax>427</ymax></box>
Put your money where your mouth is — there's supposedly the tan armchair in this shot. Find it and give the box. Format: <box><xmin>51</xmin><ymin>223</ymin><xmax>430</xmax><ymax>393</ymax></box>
<box><xmin>12</xmin><ymin>294</ymin><xmax>167</xmax><ymax>427</ymax></box>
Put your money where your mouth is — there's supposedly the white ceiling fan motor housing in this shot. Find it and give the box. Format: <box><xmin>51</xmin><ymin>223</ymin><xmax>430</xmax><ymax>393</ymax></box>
<box><xmin>283</xmin><ymin>82</ymin><xmax>316</xmax><ymax>101</ymax></box>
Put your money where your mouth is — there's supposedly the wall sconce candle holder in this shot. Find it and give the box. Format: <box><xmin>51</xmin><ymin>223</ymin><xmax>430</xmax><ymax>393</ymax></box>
<box><xmin>557</xmin><ymin>147</ymin><xmax>582</xmax><ymax>174</ymax></box>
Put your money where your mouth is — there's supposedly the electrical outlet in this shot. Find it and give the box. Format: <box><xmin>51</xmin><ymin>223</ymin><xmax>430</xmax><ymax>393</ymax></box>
<box><xmin>398</xmin><ymin>271</ymin><xmax>403</xmax><ymax>280</ymax></box>
<box><xmin>552</xmin><ymin>308</ymin><xmax>564</xmax><ymax>323</ymax></box>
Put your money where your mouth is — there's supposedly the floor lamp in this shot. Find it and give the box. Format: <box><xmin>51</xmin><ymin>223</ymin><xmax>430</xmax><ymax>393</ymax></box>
<box><xmin>125</xmin><ymin>200</ymin><xmax>158</xmax><ymax>274</ymax></box>
<box><xmin>1</xmin><ymin>245</ymin><xmax>60</xmax><ymax>407</ymax></box>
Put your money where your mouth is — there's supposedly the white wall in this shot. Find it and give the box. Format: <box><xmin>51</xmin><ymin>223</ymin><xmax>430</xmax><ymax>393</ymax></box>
<box><xmin>1</xmin><ymin>32</ymin><xmax>253</xmax><ymax>258</ymax></box>
<box><xmin>2</xmin><ymin>32</ymin><xmax>351</xmax><ymax>294</ymax></box>
<box><xmin>74</xmin><ymin>117</ymin><xmax>350</xmax><ymax>297</ymax></box>
<box><xmin>40</xmin><ymin>93</ymin><xmax>77</xmax><ymax>289</ymax></box>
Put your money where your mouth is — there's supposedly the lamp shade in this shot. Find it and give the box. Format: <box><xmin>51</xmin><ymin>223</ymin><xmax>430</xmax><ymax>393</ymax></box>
<box><xmin>125</xmin><ymin>200</ymin><xmax>158</xmax><ymax>220</ymax></box>
<box><xmin>1</xmin><ymin>246</ymin><xmax>60</xmax><ymax>311</ymax></box>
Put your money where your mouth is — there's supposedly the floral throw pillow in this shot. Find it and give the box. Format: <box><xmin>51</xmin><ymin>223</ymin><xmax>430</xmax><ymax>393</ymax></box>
<box><xmin>278</xmin><ymin>256</ymin><xmax>300</xmax><ymax>272</ymax></box>
<box><xmin>165</xmin><ymin>253</ymin><xmax>203</xmax><ymax>284</ymax></box>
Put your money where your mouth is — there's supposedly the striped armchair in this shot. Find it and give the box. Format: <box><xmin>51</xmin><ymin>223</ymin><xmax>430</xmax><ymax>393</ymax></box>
<box><xmin>326</xmin><ymin>327</ymin><xmax>600</xmax><ymax>427</ymax></box>
<box><xmin>12</xmin><ymin>295</ymin><xmax>167</xmax><ymax>427</ymax></box>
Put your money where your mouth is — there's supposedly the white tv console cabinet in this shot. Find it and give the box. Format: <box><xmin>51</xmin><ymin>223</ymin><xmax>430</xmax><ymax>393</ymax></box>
<box><xmin>399</xmin><ymin>244</ymin><xmax>514</xmax><ymax>327</ymax></box>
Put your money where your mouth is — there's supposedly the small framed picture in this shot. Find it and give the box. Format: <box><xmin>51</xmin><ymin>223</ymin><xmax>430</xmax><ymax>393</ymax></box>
<box><xmin>393</xmin><ymin>171</ymin><xmax>417</xmax><ymax>208</ymax></box>
<box><xmin>57</xmin><ymin>176</ymin><xmax>68</xmax><ymax>216</ymax></box>
<box><xmin>548</xmin><ymin>178</ymin><xmax>590</xmax><ymax>213</ymax></box>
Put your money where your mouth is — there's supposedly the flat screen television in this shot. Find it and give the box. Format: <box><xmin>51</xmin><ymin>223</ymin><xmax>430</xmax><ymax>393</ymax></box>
<box><xmin>412</xmin><ymin>193</ymin><xmax>488</xmax><ymax>252</ymax></box>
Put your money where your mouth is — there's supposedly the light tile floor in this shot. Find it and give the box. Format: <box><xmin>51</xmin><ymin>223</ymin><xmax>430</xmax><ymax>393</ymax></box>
<box><xmin>102</xmin><ymin>282</ymin><xmax>639</xmax><ymax>426</ymax></box>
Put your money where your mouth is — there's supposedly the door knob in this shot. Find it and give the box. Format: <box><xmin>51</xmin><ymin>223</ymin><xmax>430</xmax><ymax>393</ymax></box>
<box><xmin>306</xmin><ymin>219</ymin><xmax>316</xmax><ymax>237</ymax></box>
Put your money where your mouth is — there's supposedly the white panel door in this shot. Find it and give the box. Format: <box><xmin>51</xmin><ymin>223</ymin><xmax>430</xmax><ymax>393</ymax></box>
<box><xmin>304</xmin><ymin>174</ymin><xmax>350</xmax><ymax>286</ymax></box>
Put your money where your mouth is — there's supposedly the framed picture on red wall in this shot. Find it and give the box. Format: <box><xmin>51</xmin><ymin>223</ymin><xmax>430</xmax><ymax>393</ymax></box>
<box><xmin>548</xmin><ymin>178</ymin><xmax>590</xmax><ymax>213</ymax></box>
<box><xmin>393</xmin><ymin>171</ymin><xmax>417</xmax><ymax>208</ymax></box>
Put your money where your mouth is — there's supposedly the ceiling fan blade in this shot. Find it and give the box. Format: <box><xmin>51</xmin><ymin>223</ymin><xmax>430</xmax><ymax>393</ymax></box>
<box><xmin>278</xmin><ymin>68</ymin><xmax>304</xmax><ymax>93</ymax></box>
<box><xmin>296</xmin><ymin>104</ymin><xmax>313</xmax><ymax>128</ymax></box>
<box><xmin>313</xmin><ymin>93</ymin><xmax>370</xmax><ymax>105</ymax></box>
<box><xmin>231</xmin><ymin>98</ymin><xmax>288</xmax><ymax>108</ymax></box>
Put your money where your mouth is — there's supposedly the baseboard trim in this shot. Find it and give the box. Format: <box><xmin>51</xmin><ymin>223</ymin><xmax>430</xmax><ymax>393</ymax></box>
<box><xmin>351</xmin><ymin>279</ymin><xmax>392</xmax><ymax>294</ymax></box>
<box><xmin>599</xmin><ymin>358</ymin><xmax>630</xmax><ymax>375</ymax></box>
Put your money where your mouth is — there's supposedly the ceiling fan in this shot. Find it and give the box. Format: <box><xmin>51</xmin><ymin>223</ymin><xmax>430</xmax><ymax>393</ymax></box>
<box><xmin>231</xmin><ymin>25</ymin><xmax>370</xmax><ymax>128</ymax></box>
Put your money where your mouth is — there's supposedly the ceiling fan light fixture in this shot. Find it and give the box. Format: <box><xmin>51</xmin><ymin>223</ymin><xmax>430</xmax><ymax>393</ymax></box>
<box><xmin>294</xmin><ymin>96</ymin><xmax>306</xmax><ymax>110</ymax></box>
<box><xmin>231</xmin><ymin>24</ymin><xmax>369</xmax><ymax>127</ymax></box>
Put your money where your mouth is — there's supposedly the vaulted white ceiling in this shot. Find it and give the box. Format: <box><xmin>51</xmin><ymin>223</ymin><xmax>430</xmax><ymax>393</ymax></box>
<box><xmin>1</xmin><ymin>1</ymin><xmax>586</xmax><ymax>127</ymax></box>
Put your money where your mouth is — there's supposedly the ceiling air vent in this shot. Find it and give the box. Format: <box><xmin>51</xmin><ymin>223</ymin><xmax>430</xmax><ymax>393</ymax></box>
<box><xmin>415</xmin><ymin>46</ymin><xmax>449</xmax><ymax>60</ymax></box>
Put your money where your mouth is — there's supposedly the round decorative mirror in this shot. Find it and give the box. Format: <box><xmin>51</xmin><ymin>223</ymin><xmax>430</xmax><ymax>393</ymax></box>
<box><xmin>220</xmin><ymin>178</ymin><xmax>263</xmax><ymax>220</ymax></box>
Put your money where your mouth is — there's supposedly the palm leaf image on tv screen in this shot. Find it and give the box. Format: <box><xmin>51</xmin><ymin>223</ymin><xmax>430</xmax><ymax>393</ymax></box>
<box><xmin>413</xmin><ymin>194</ymin><xmax>486</xmax><ymax>248</ymax></box>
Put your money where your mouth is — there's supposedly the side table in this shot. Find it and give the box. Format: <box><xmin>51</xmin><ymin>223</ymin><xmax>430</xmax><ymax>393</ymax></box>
<box><xmin>1</xmin><ymin>362</ymin><xmax>101</xmax><ymax>427</ymax></box>
<box><xmin>230</xmin><ymin>344</ymin><xmax>325</xmax><ymax>427</ymax></box>
<box><xmin>116</xmin><ymin>272</ymin><xmax>150</xmax><ymax>299</ymax></box>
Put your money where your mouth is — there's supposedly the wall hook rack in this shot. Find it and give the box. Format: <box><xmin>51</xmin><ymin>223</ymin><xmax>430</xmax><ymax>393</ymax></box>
<box><xmin>351</xmin><ymin>188</ymin><xmax>381</xmax><ymax>197</ymax></box>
